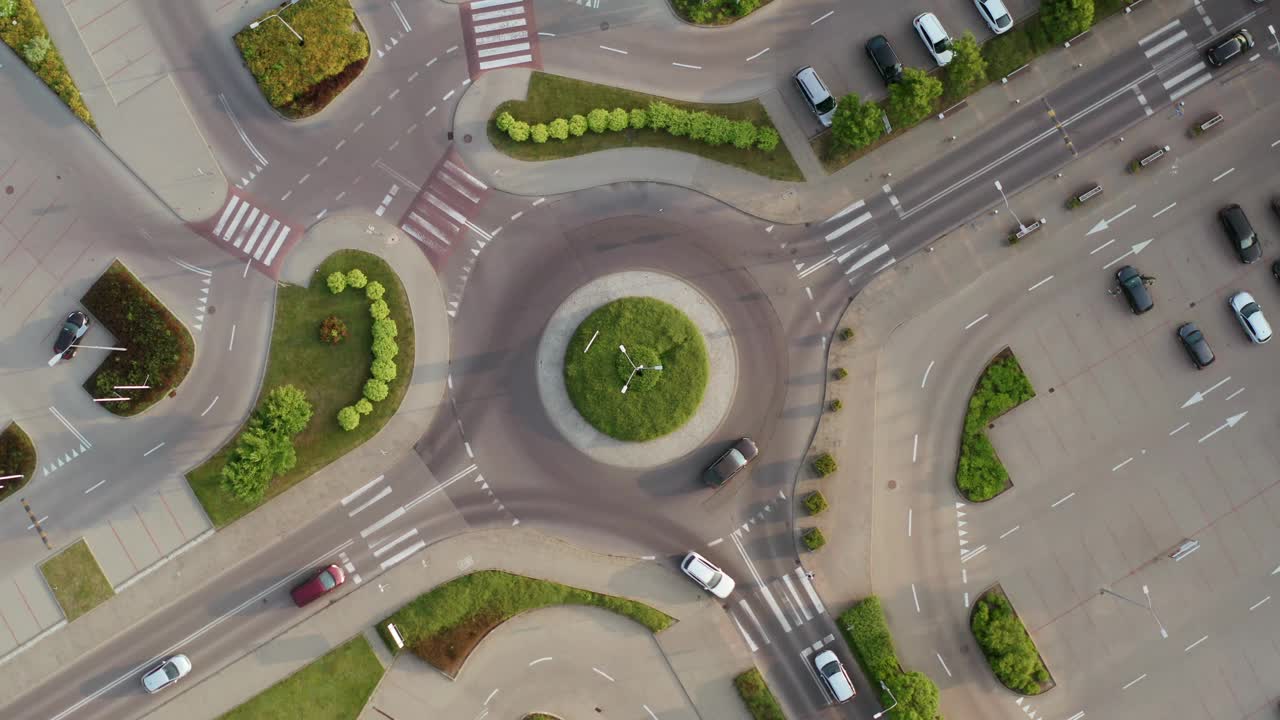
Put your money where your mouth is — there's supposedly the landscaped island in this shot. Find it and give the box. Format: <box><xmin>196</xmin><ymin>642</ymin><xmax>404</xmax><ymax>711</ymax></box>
<box><xmin>955</xmin><ymin>350</ymin><xmax>1035</xmax><ymax>502</ymax></box>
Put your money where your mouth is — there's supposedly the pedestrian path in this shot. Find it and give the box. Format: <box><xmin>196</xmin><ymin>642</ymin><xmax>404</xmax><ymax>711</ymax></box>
<box><xmin>461</xmin><ymin>0</ymin><xmax>541</xmax><ymax>75</ymax></box>
<box><xmin>794</xmin><ymin>199</ymin><xmax>894</xmax><ymax>284</ymax></box>
<box><xmin>1140</xmin><ymin>19</ymin><xmax>1213</xmax><ymax>105</ymax></box>
<box><xmin>397</xmin><ymin>154</ymin><xmax>491</xmax><ymax>270</ymax></box>
<box><xmin>200</xmin><ymin>190</ymin><xmax>302</xmax><ymax>276</ymax></box>
<box><xmin>728</xmin><ymin>530</ymin><xmax>827</xmax><ymax>653</ymax></box>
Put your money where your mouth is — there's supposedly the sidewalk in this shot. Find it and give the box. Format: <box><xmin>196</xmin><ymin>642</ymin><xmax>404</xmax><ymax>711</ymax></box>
<box><xmin>143</xmin><ymin>528</ymin><xmax>751</xmax><ymax>720</ymax></box>
<box><xmin>0</xmin><ymin>211</ymin><xmax>451</xmax><ymax>697</ymax></box>
<box><xmin>33</xmin><ymin>0</ymin><xmax>228</xmax><ymax>222</ymax></box>
<box><xmin>454</xmin><ymin>0</ymin><xmax>1190</xmax><ymax>224</ymax></box>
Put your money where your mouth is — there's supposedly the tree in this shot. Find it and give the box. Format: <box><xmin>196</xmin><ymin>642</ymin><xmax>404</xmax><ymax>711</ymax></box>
<box><xmin>372</xmin><ymin>318</ymin><xmax>397</xmax><ymax>340</ymax></box>
<box><xmin>587</xmin><ymin>108</ymin><xmax>609</xmax><ymax>133</ymax></box>
<box><xmin>371</xmin><ymin>358</ymin><xmax>396</xmax><ymax>382</ymax></box>
<box><xmin>372</xmin><ymin>337</ymin><xmax>398</xmax><ymax>360</ymax></box>
<box><xmin>730</xmin><ymin>121</ymin><xmax>756</xmax><ymax>149</ymax></box>
<box><xmin>365</xmin><ymin>281</ymin><xmax>385</xmax><ymax>301</ymax></box>
<box><xmin>345</xmin><ymin>268</ymin><xmax>368</xmax><ymax>288</ymax></box>
<box><xmin>495</xmin><ymin>111</ymin><xmax>514</xmax><ymax>132</ymax></box>
<box><xmin>755</xmin><ymin>127</ymin><xmax>780</xmax><ymax>152</ymax></box>
<box><xmin>1041</xmin><ymin>0</ymin><xmax>1094</xmax><ymax>43</ymax></box>
<box><xmin>568</xmin><ymin>114</ymin><xmax>588</xmax><ymax>137</ymax></box>
<box><xmin>507</xmin><ymin>120</ymin><xmax>530</xmax><ymax>142</ymax></box>
<box><xmin>369</xmin><ymin>299</ymin><xmax>390</xmax><ymax>320</ymax></box>
<box><xmin>337</xmin><ymin>406</ymin><xmax>360</xmax><ymax>431</ymax></box>
<box><xmin>548</xmin><ymin>117</ymin><xmax>570</xmax><ymax>140</ymax></box>
<box><xmin>629</xmin><ymin>108</ymin><xmax>647</xmax><ymax>129</ymax></box>
<box><xmin>887</xmin><ymin>67</ymin><xmax>942</xmax><ymax>128</ymax></box>
<box><xmin>830</xmin><ymin>94</ymin><xmax>884</xmax><ymax>150</ymax></box>
<box><xmin>530</xmin><ymin>123</ymin><xmax>549</xmax><ymax>143</ymax></box>
<box><xmin>326</xmin><ymin>271</ymin><xmax>346</xmax><ymax>294</ymax></box>
<box><xmin>607</xmin><ymin>108</ymin><xmax>629</xmax><ymax>132</ymax></box>
<box><xmin>260</xmin><ymin>385</ymin><xmax>312</xmax><ymax>436</ymax></box>
<box><xmin>945</xmin><ymin>32</ymin><xmax>987</xmax><ymax>99</ymax></box>
<box><xmin>355</xmin><ymin>398</ymin><xmax>373</xmax><ymax>415</ymax></box>
<box><xmin>646</xmin><ymin>101</ymin><xmax>675</xmax><ymax>130</ymax></box>
<box><xmin>364</xmin><ymin>378</ymin><xmax>389</xmax><ymax>402</ymax></box>
<box><xmin>891</xmin><ymin>671</ymin><xmax>941</xmax><ymax>720</ymax></box>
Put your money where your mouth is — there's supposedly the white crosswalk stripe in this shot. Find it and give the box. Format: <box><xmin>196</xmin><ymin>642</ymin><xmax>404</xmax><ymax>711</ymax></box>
<box><xmin>399</xmin><ymin>156</ymin><xmax>490</xmax><ymax>272</ymax></box>
<box><xmin>207</xmin><ymin>193</ymin><xmax>298</xmax><ymax>268</ymax></box>
<box><xmin>465</xmin><ymin>0</ymin><xmax>537</xmax><ymax>72</ymax></box>
<box><xmin>1139</xmin><ymin>19</ymin><xmax>1212</xmax><ymax>103</ymax></box>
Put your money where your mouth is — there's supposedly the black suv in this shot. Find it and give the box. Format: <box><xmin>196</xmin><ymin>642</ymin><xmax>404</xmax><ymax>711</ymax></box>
<box><xmin>1116</xmin><ymin>266</ymin><xmax>1153</xmax><ymax>314</ymax></box>
<box><xmin>865</xmin><ymin>35</ymin><xmax>903</xmax><ymax>84</ymax></box>
<box><xmin>1206</xmin><ymin>28</ymin><xmax>1253</xmax><ymax>67</ymax></box>
<box><xmin>1219</xmin><ymin>204</ymin><xmax>1260</xmax><ymax>263</ymax></box>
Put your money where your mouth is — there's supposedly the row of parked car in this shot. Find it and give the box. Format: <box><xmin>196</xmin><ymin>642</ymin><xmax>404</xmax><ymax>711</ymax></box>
<box><xmin>795</xmin><ymin>0</ymin><xmax>1015</xmax><ymax>127</ymax></box>
<box><xmin>1116</xmin><ymin>199</ymin><xmax>1280</xmax><ymax>368</ymax></box>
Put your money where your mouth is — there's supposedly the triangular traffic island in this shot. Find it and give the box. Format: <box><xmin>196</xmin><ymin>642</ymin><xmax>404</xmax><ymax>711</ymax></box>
<box><xmin>970</xmin><ymin>583</ymin><xmax>1055</xmax><ymax>695</ymax></box>
<box><xmin>955</xmin><ymin>347</ymin><xmax>1036</xmax><ymax>502</ymax></box>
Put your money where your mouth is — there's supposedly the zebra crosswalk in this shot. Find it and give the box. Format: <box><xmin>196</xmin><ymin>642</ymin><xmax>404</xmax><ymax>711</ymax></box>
<box><xmin>795</xmin><ymin>199</ymin><xmax>896</xmax><ymax>282</ymax></box>
<box><xmin>729</xmin><ymin>566</ymin><xmax>829</xmax><ymax>652</ymax></box>
<box><xmin>398</xmin><ymin>155</ymin><xmax>490</xmax><ymax>270</ymax></box>
<box><xmin>1140</xmin><ymin>19</ymin><xmax>1213</xmax><ymax>103</ymax></box>
<box><xmin>462</xmin><ymin>0</ymin><xmax>541</xmax><ymax>75</ymax></box>
<box><xmin>203</xmin><ymin>191</ymin><xmax>300</xmax><ymax>275</ymax></box>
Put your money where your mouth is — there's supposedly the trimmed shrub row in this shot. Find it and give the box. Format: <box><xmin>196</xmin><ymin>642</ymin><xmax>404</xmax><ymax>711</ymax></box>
<box><xmin>733</xmin><ymin>667</ymin><xmax>786</xmax><ymax>720</ymax></box>
<box><xmin>220</xmin><ymin>385</ymin><xmax>314</xmax><ymax>504</ymax></box>
<box><xmin>80</xmin><ymin>260</ymin><xmax>196</xmax><ymax>416</ymax></box>
<box><xmin>956</xmin><ymin>353</ymin><xmax>1035</xmax><ymax>501</ymax></box>
<box><xmin>838</xmin><ymin>597</ymin><xmax>941</xmax><ymax>720</ymax></box>
<box><xmin>327</xmin><ymin>268</ymin><xmax>398</xmax><ymax>431</ymax></box>
<box><xmin>495</xmin><ymin>101</ymin><xmax>781</xmax><ymax>153</ymax></box>
<box><xmin>972</xmin><ymin>588</ymin><xmax>1051</xmax><ymax>694</ymax></box>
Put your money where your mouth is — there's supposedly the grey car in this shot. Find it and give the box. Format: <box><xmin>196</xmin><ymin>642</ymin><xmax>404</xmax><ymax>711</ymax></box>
<box><xmin>703</xmin><ymin>437</ymin><xmax>759</xmax><ymax>487</ymax></box>
<box><xmin>1116</xmin><ymin>266</ymin><xmax>1153</xmax><ymax>314</ymax></box>
<box><xmin>1177</xmin><ymin>323</ymin><xmax>1215</xmax><ymax>369</ymax></box>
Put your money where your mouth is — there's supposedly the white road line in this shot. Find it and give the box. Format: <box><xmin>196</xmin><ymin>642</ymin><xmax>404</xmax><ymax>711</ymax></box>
<box><xmin>708</xmin><ymin>537</ymin><xmax>723</xmax><ymax>546</ymax></box>
<box><xmin>738</xmin><ymin>599</ymin><xmax>771</xmax><ymax>645</ymax></box>
<box><xmin>479</xmin><ymin>54</ymin><xmax>533</xmax><ymax>70</ymax></box>
<box><xmin>911</xmin><ymin>583</ymin><xmax>921</xmax><ymax>612</ymax></box>
<box><xmin>1224</xmin><ymin>387</ymin><xmax>1245</xmax><ymax>401</ymax></box>
<box><xmin>529</xmin><ymin>656</ymin><xmax>552</xmax><ymax>666</ymax></box>
<box><xmin>781</xmin><ymin>574</ymin><xmax>812</xmax><ymax>620</ymax></box>
<box><xmin>731</xmin><ymin>611</ymin><xmax>759</xmax><ymax>652</ymax></box>
<box><xmin>472</xmin><ymin>6</ymin><xmax>524</xmax><ymax>21</ymax></box>
<box><xmin>593</xmin><ymin>667</ymin><xmax>615</xmax><ymax>682</ymax></box>
<box><xmin>1122</xmin><ymin>673</ymin><xmax>1147</xmax><ymax>690</ymax></box>
<box><xmin>599</xmin><ymin>45</ymin><xmax>628</xmax><ymax>54</ymax></box>
<box><xmin>228</xmin><ymin>324</ymin><xmax>236</xmax><ymax>352</ymax></box>
<box><xmin>825</xmin><ymin>199</ymin><xmax>866</xmax><ymax>224</ymax></box>
<box><xmin>1211</xmin><ymin>167</ymin><xmax>1235</xmax><ymax>183</ymax></box>
<box><xmin>48</xmin><ymin>540</ymin><xmax>352</xmax><ymax>720</ymax></box>
<box><xmin>405</xmin><ymin>464</ymin><xmax>478</xmax><ymax>511</ymax></box>
<box><xmin>795</xmin><ymin>569</ymin><xmax>825</xmax><ymax>614</ymax></box>
<box><xmin>1066</xmin><ymin>713</ymin><xmax>1085</xmax><ymax>720</ymax></box>
<box><xmin>360</xmin><ymin>507</ymin><xmax>406</xmax><ymax>538</ymax></box>
<box><xmin>844</xmin><ymin>243</ymin><xmax>890</xmax><ymax>274</ymax></box>
<box><xmin>379</xmin><ymin>539</ymin><xmax>426</xmax><ymax>570</ymax></box>
<box><xmin>1250</xmin><ymin>596</ymin><xmax>1270</xmax><ymax>611</ymax></box>
<box><xmin>372</xmin><ymin>529</ymin><xmax>420</xmax><ymax>556</ymax></box>
<box><xmin>643</xmin><ymin>705</ymin><xmax>659</xmax><ymax>720</ymax></box>
<box><xmin>936</xmin><ymin>652</ymin><xmax>952</xmax><ymax>677</ymax></box>
<box><xmin>964</xmin><ymin>314</ymin><xmax>989</xmax><ymax>330</ymax></box>
<box><xmin>1153</xmin><ymin>202</ymin><xmax>1176</xmax><ymax>218</ymax></box>
<box><xmin>478</xmin><ymin>42</ymin><xmax>531</xmax><ymax>58</ymax></box>
<box><xmin>143</xmin><ymin>442</ymin><xmax>165</xmax><ymax>457</ymax></box>
<box><xmin>1140</xmin><ymin>19</ymin><xmax>1182</xmax><ymax>45</ymax></box>
<box><xmin>84</xmin><ymin>480</ymin><xmax>105</xmax><ymax>494</ymax></box>
<box><xmin>811</xmin><ymin>10</ymin><xmax>833</xmax><ymax>24</ymax></box>
<box><xmin>1052</xmin><ymin>492</ymin><xmax>1076</xmax><ymax>507</ymax></box>
<box><xmin>999</xmin><ymin>525</ymin><xmax>1020</xmax><ymax>540</ymax></box>
<box><xmin>778</xmin><ymin>585</ymin><xmax>804</xmax><ymax>625</ymax></box>
<box><xmin>1090</xmin><ymin>238</ymin><xmax>1115</xmax><ymax>254</ymax></box>
<box><xmin>1169</xmin><ymin>422</ymin><xmax>1190</xmax><ymax>436</ymax></box>
<box><xmin>921</xmin><ymin>360</ymin><xmax>934</xmax><ymax>388</ymax></box>
<box><xmin>672</xmin><ymin>62</ymin><xmax>702</xmax><ymax>69</ymax></box>
<box><xmin>912</xmin><ymin>434</ymin><xmax>918</xmax><ymax>463</ymax></box>
<box><xmin>1184</xmin><ymin>635</ymin><xmax>1208</xmax><ymax>652</ymax></box>
<box><xmin>347</xmin><ymin>486</ymin><xmax>392</xmax><ymax>517</ymax></box>
<box><xmin>298</xmin><ymin>173</ymin><xmax>311</xmax><ymax>185</ymax></box>
<box><xmin>731</xmin><ymin>532</ymin><xmax>791</xmax><ymax>632</ymax></box>
<box><xmin>824</xmin><ymin>211</ymin><xmax>872</xmax><ymax>241</ymax></box>
<box><xmin>391</xmin><ymin>0</ymin><xmax>411</xmax><ymax>31</ymax></box>
<box><xmin>1028</xmin><ymin>275</ymin><xmax>1054</xmax><ymax>291</ymax></box>
<box><xmin>961</xmin><ymin>545</ymin><xmax>988</xmax><ymax>563</ymax></box>
<box><xmin>1144</xmin><ymin>29</ymin><xmax>1188</xmax><ymax>58</ymax></box>
<box><xmin>484</xmin><ymin>688</ymin><xmax>499</xmax><ymax>705</ymax></box>
<box><xmin>200</xmin><ymin>396</ymin><xmax>219</xmax><ymax>417</ymax></box>
<box><xmin>470</xmin><ymin>0</ymin><xmax>521</xmax><ymax>8</ymax></box>
<box><xmin>1169</xmin><ymin>73</ymin><xmax>1212</xmax><ymax>102</ymax></box>
<box><xmin>908</xmin><ymin>508</ymin><xmax>913</xmax><ymax>537</ymax></box>
<box><xmin>797</xmin><ymin>255</ymin><xmax>837</xmax><ymax>279</ymax></box>
<box><xmin>1113</xmin><ymin>457</ymin><xmax>1133</xmax><ymax>472</ymax></box>
<box><xmin>217</xmin><ymin>94</ymin><xmax>267</xmax><ymax>166</ymax></box>
<box><xmin>745</xmin><ymin>47</ymin><xmax>770</xmax><ymax>62</ymax></box>
<box><xmin>1273</xmin><ymin>139</ymin><xmax>1280</xmax><ymax>148</ymax></box>
<box><xmin>341</xmin><ymin>475</ymin><xmax>386</xmax><ymax>506</ymax></box>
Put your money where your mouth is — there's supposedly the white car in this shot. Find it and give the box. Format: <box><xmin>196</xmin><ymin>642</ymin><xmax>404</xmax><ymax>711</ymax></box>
<box><xmin>913</xmin><ymin>12</ymin><xmax>954</xmax><ymax>66</ymax></box>
<box><xmin>1229</xmin><ymin>291</ymin><xmax>1272</xmax><ymax>344</ymax></box>
<box><xmin>680</xmin><ymin>551</ymin><xmax>736</xmax><ymax>598</ymax></box>
<box><xmin>815</xmin><ymin>650</ymin><xmax>856</xmax><ymax>703</ymax></box>
<box><xmin>141</xmin><ymin>654</ymin><xmax>191</xmax><ymax>694</ymax></box>
<box><xmin>973</xmin><ymin>0</ymin><xmax>1013</xmax><ymax>34</ymax></box>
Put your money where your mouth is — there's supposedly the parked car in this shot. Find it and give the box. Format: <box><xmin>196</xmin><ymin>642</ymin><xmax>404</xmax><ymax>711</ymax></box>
<box><xmin>141</xmin><ymin>654</ymin><xmax>191</xmax><ymax>694</ymax></box>
<box><xmin>973</xmin><ymin>0</ymin><xmax>1013</xmax><ymax>33</ymax></box>
<box><xmin>794</xmin><ymin>66</ymin><xmax>836</xmax><ymax>127</ymax></box>
<box><xmin>1205</xmin><ymin>28</ymin><xmax>1253</xmax><ymax>67</ymax></box>
<box><xmin>680</xmin><ymin>551</ymin><xmax>736</xmax><ymax>598</ymax></box>
<box><xmin>865</xmin><ymin>35</ymin><xmax>904</xmax><ymax>84</ymax></box>
<box><xmin>291</xmin><ymin>564</ymin><xmax>345</xmax><ymax>607</ymax></box>
<box><xmin>1229</xmin><ymin>291</ymin><xmax>1272</xmax><ymax>344</ymax></box>
<box><xmin>913</xmin><ymin>13</ymin><xmax>954</xmax><ymax>66</ymax></box>
<box><xmin>1219</xmin><ymin>204</ymin><xmax>1260</xmax><ymax>263</ymax></box>
<box><xmin>1177</xmin><ymin>323</ymin><xmax>1216</xmax><ymax>369</ymax></box>
<box><xmin>1116</xmin><ymin>266</ymin><xmax>1154</xmax><ymax>314</ymax></box>
<box><xmin>814</xmin><ymin>650</ymin><xmax>857</xmax><ymax>703</ymax></box>
<box><xmin>702</xmin><ymin>437</ymin><xmax>759</xmax><ymax>486</ymax></box>
<box><xmin>53</xmin><ymin>311</ymin><xmax>90</xmax><ymax>360</ymax></box>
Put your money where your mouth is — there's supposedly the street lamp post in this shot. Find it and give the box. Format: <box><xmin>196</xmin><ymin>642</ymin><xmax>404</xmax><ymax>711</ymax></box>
<box><xmin>872</xmin><ymin>680</ymin><xmax>899</xmax><ymax>719</ymax></box>
<box><xmin>1099</xmin><ymin>585</ymin><xmax>1169</xmax><ymax>639</ymax></box>
<box><xmin>618</xmin><ymin>344</ymin><xmax>662</xmax><ymax>394</ymax></box>
<box><xmin>250</xmin><ymin>13</ymin><xmax>305</xmax><ymax>45</ymax></box>
<box><xmin>993</xmin><ymin>180</ymin><xmax>1027</xmax><ymax>233</ymax></box>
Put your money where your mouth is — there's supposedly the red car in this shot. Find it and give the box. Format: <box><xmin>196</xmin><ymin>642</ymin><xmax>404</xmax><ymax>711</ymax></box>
<box><xmin>291</xmin><ymin>564</ymin><xmax>345</xmax><ymax>607</ymax></box>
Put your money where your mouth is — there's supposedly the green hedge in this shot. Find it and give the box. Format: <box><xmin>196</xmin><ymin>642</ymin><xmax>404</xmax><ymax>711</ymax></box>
<box><xmin>0</xmin><ymin>422</ymin><xmax>36</xmax><ymax>503</ymax></box>
<box><xmin>669</xmin><ymin>0</ymin><xmax>768</xmax><ymax>24</ymax></box>
<box><xmin>80</xmin><ymin>261</ymin><xmax>195</xmax><ymax>416</ymax></box>
<box><xmin>496</xmin><ymin>101</ymin><xmax>779</xmax><ymax>154</ymax></box>
<box><xmin>234</xmin><ymin>0</ymin><xmax>369</xmax><ymax>117</ymax></box>
<box><xmin>324</xmin><ymin>268</ymin><xmax>400</xmax><ymax>431</ymax></box>
<box><xmin>838</xmin><ymin>597</ymin><xmax>941</xmax><ymax>720</ymax></box>
<box><xmin>812</xmin><ymin>453</ymin><xmax>837</xmax><ymax>477</ymax></box>
<box><xmin>956</xmin><ymin>353</ymin><xmax>1035</xmax><ymax>501</ymax></box>
<box><xmin>0</xmin><ymin>0</ymin><xmax>95</xmax><ymax>130</ymax></box>
<box><xmin>971</xmin><ymin>589</ymin><xmax>1050</xmax><ymax>694</ymax></box>
<box><xmin>734</xmin><ymin>667</ymin><xmax>786</xmax><ymax>720</ymax></box>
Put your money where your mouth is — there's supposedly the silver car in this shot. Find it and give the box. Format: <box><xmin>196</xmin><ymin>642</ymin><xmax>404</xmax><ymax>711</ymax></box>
<box><xmin>680</xmin><ymin>551</ymin><xmax>736</xmax><ymax>598</ymax></box>
<box><xmin>1229</xmin><ymin>291</ymin><xmax>1272</xmax><ymax>344</ymax></box>
<box><xmin>815</xmin><ymin>650</ymin><xmax>856</xmax><ymax>703</ymax></box>
<box><xmin>141</xmin><ymin>654</ymin><xmax>191</xmax><ymax>694</ymax></box>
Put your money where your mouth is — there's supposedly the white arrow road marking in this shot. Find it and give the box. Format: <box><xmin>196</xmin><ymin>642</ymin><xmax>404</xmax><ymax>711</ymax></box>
<box><xmin>1182</xmin><ymin>376</ymin><xmax>1230</xmax><ymax>408</ymax></box>
<box><xmin>1088</xmin><ymin>204</ymin><xmax>1137</xmax><ymax>235</ymax></box>
<box><xmin>1198</xmin><ymin>411</ymin><xmax>1248</xmax><ymax>443</ymax></box>
<box><xmin>1103</xmin><ymin>239</ymin><xmax>1155</xmax><ymax>269</ymax></box>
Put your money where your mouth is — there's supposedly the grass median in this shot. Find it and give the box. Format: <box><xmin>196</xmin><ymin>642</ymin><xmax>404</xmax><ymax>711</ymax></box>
<box><xmin>0</xmin><ymin>0</ymin><xmax>95</xmax><ymax>130</ymax></box>
<box><xmin>186</xmin><ymin>250</ymin><xmax>414</xmax><ymax>527</ymax></box>
<box><xmin>378</xmin><ymin>570</ymin><xmax>673</xmax><ymax>677</ymax></box>
<box><xmin>956</xmin><ymin>349</ymin><xmax>1035</xmax><ymax>502</ymax></box>
<box><xmin>734</xmin><ymin>667</ymin><xmax>786</xmax><ymax>720</ymax></box>
<box><xmin>234</xmin><ymin>0</ymin><xmax>370</xmax><ymax>118</ymax></box>
<box><xmin>562</xmin><ymin>297</ymin><xmax>708</xmax><ymax>442</ymax></box>
<box><xmin>838</xmin><ymin>596</ymin><xmax>940</xmax><ymax>720</ymax></box>
<box><xmin>490</xmin><ymin>72</ymin><xmax>803</xmax><ymax>181</ymax></box>
<box><xmin>41</xmin><ymin>539</ymin><xmax>114</xmax><ymax>622</ymax></box>
<box><xmin>668</xmin><ymin>0</ymin><xmax>773</xmax><ymax>24</ymax></box>
<box><xmin>219</xmin><ymin>635</ymin><xmax>383</xmax><ymax>720</ymax></box>
<box><xmin>0</xmin><ymin>421</ymin><xmax>36</xmax><ymax>503</ymax></box>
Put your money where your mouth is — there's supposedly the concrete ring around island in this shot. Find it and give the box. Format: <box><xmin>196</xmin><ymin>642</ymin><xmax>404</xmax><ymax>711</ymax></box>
<box><xmin>536</xmin><ymin>271</ymin><xmax>737</xmax><ymax>468</ymax></box>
